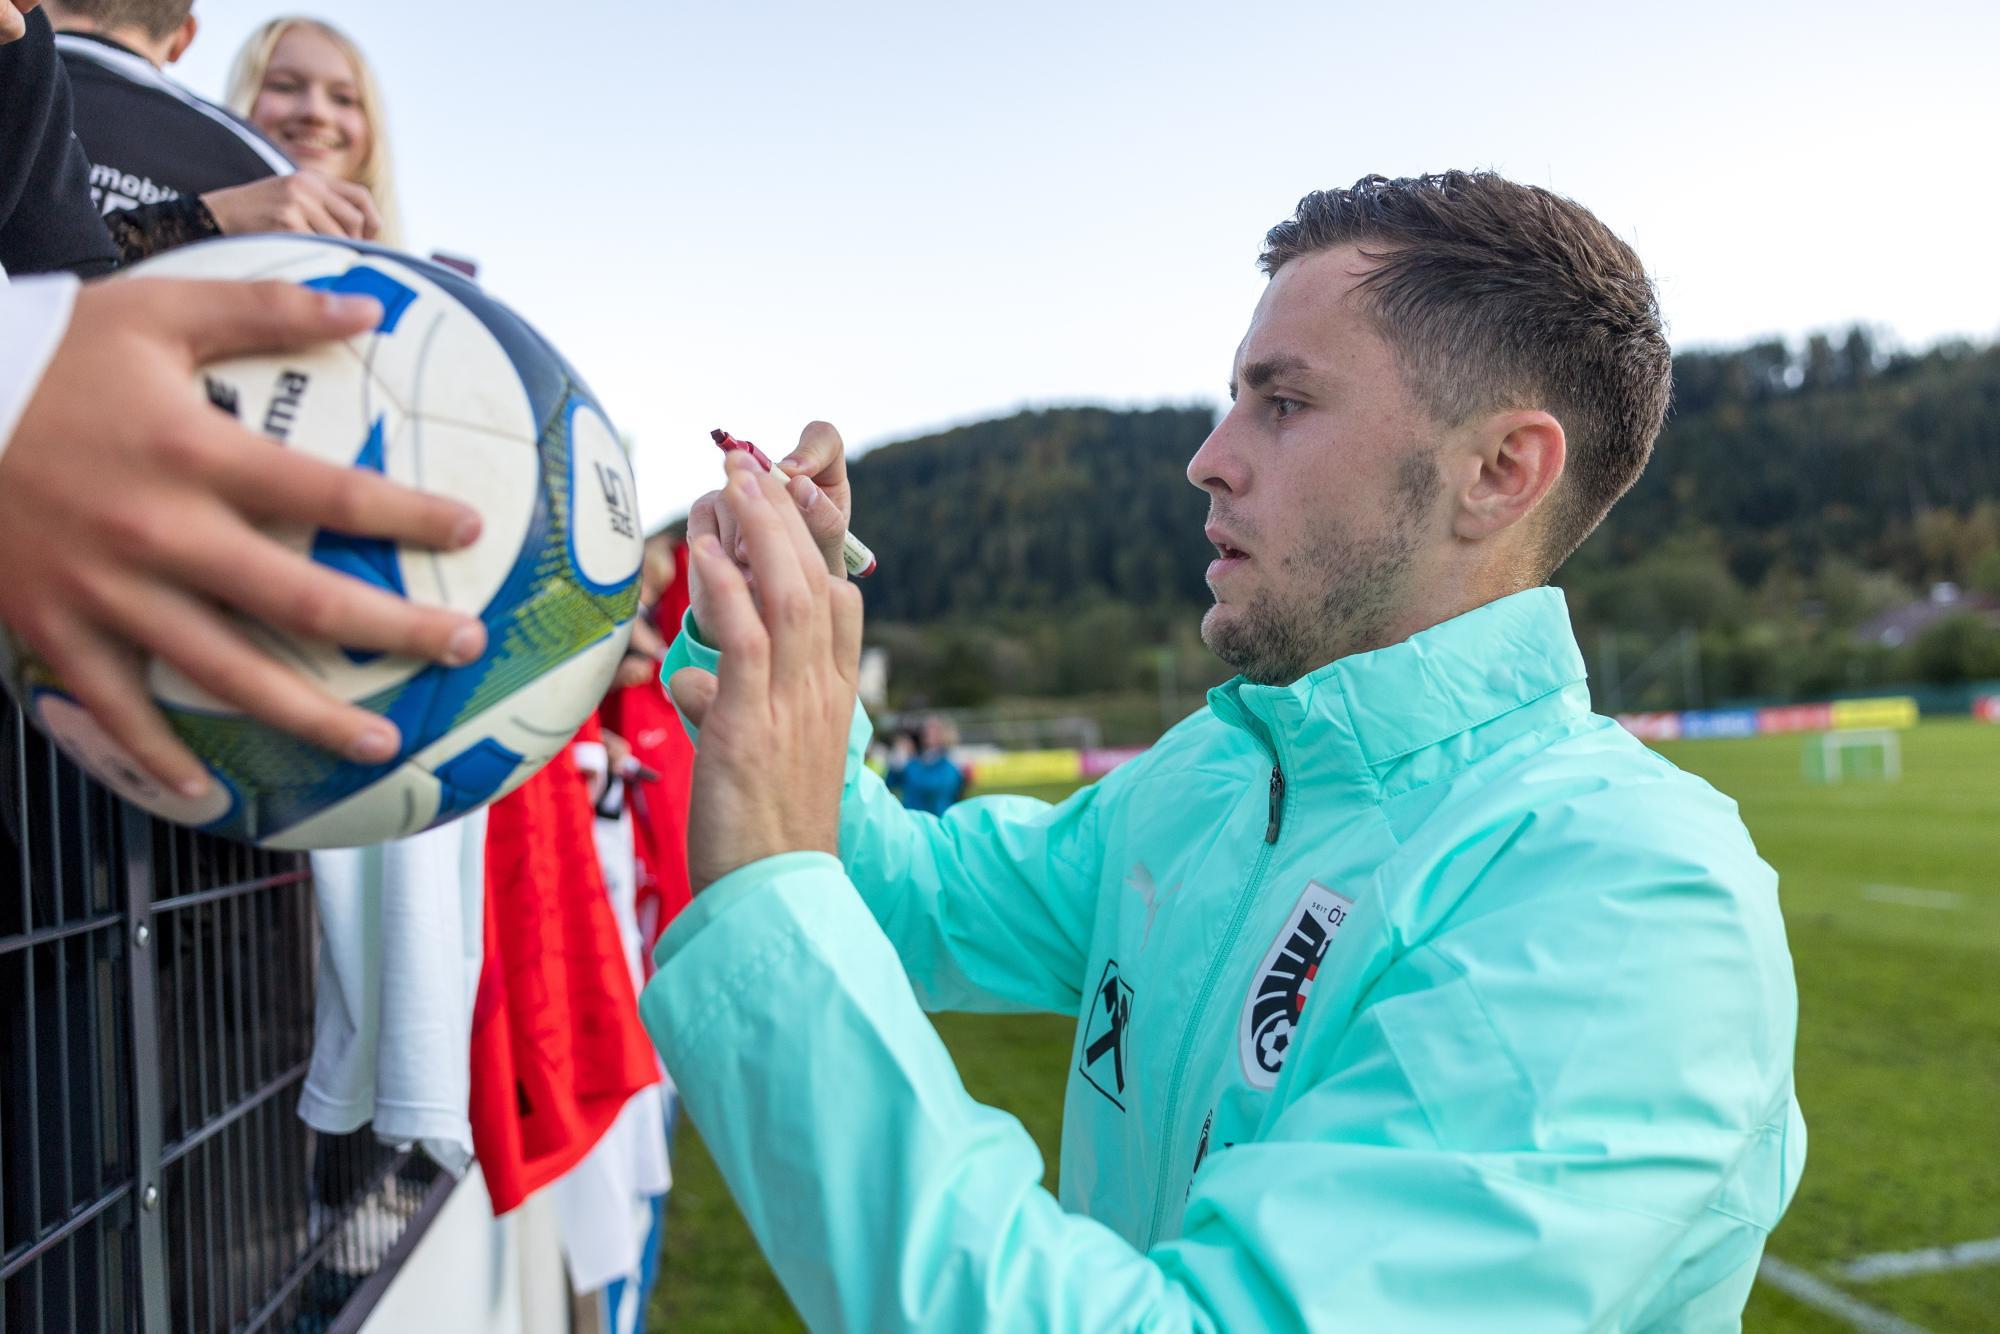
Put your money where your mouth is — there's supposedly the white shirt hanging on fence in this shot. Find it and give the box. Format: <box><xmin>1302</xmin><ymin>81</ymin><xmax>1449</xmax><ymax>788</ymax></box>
<box><xmin>300</xmin><ymin>811</ymin><xmax>487</xmax><ymax>1173</ymax></box>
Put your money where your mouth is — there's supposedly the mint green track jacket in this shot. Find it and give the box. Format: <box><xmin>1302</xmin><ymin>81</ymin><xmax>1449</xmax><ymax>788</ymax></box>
<box><xmin>642</xmin><ymin>588</ymin><xmax>1805</xmax><ymax>1331</ymax></box>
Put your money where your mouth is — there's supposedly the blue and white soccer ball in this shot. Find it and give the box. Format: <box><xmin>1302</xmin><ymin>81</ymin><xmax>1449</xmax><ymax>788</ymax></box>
<box><xmin>0</xmin><ymin>235</ymin><xmax>642</xmax><ymax>848</ymax></box>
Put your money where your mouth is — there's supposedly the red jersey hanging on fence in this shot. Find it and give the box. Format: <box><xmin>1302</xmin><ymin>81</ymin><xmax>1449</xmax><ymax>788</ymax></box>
<box><xmin>600</xmin><ymin>540</ymin><xmax>696</xmax><ymax>965</ymax></box>
<box><xmin>470</xmin><ymin>718</ymin><xmax>660</xmax><ymax>1215</ymax></box>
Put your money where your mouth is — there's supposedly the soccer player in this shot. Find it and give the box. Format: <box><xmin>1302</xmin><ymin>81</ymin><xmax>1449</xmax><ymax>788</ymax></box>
<box><xmin>650</xmin><ymin>173</ymin><xmax>1804</xmax><ymax>1329</ymax></box>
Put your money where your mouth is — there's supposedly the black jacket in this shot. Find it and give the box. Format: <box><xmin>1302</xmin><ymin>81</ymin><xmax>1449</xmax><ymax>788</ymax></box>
<box><xmin>55</xmin><ymin>31</ymin><xmax>292</xmax><ymax>213</ymax></box>
<box><xmin>0</xmin><ymin>10</ymin><xmax>117</xmax><ymax>276</ymax></box>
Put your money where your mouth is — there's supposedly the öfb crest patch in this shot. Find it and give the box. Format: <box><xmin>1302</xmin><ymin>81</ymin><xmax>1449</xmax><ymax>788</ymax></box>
<box><xmin>1239</xmin><ymin>881</ymin><xmax>1353</xmax><ymax>1089</ymax></box>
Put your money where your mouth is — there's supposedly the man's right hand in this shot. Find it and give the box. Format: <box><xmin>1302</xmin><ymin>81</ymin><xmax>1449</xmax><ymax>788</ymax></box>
<box><xmin>0</xmin><ymin>276</ymin><xmax>487</xmax><ymax>797</ymax></box>
<box><xmin>686</xmin><ymin>420</ymin><xmax>852</xmax><ymax>636</ymax></box>
<box><xmin>201</xmin><ymin>170</ymin><xmax>383</xmax><ymax>241</ymax></box>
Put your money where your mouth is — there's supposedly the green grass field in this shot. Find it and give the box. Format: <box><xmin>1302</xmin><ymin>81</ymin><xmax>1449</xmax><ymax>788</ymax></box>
<box><xmin>650</xmin><ymin>718</ymin><xmax>1999</xmax><ymax>1332</ymax></box>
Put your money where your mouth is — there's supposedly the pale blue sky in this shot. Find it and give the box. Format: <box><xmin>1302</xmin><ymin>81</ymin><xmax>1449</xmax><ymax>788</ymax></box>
<box><xmin>169</xmin><ymin>0</ymin><xmax>2000</xmax><ymax>528</ymax></box>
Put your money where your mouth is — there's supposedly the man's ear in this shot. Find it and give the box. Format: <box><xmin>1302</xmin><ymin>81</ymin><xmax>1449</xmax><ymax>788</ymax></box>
<box><xmin>1452</xmin><ymin>409</ymin><xmax>1565</xmax><ymax>543</ymax></box>
<box><xmin>164</xmin><ymin>13</ymin><xmax>195</xmax><ymax>63</ymax></box>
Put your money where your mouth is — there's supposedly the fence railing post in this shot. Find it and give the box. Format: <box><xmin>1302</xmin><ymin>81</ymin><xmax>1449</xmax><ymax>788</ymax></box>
<box><xmin>121</xmin><ymin>803</ymin><xmax>170</xmax><ymax>1333</ymax></box>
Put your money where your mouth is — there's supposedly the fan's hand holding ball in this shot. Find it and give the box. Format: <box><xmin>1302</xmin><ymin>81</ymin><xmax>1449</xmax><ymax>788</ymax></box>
<box><xmin>201</xmin><ymin>170</ymin><xmax>384</xmax><ymax>242</ymax></box>
<box><xmin>0</xmin><ymin>274</ymin><xmax>484</xmax><ymax>795</ymax></box>
<box><xmin>0</xmin><ymin>236</ymin><xmax>644</xmax><ymax>848</ymax></box>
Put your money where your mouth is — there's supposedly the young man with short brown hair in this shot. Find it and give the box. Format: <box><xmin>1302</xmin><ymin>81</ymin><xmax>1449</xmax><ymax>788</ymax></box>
<box><xmin>651</xmin><ymin>171</ymin><xmax>1804</xmax><ymax>1332</ymax></box>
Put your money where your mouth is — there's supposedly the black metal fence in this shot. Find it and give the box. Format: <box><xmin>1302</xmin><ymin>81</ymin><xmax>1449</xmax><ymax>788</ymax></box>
<box><xmin>1</xmin><ymin>702</ymin><xmax>447</xmax><ymax>1333</ymax></box>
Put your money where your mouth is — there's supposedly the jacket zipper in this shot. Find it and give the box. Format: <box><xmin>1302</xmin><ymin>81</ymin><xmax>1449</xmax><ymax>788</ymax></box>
<box><xmin>1143</xmin><ymin>749</ymin><xmax>1288</xmax><ymax>1247</ymax></box>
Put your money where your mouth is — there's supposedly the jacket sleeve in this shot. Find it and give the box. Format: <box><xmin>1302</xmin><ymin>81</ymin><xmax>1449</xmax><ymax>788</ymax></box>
<box><xmin>643</xmin><ymin>856</ymin><xmax>1216</xmax><ymax>1334</ymax></box>
<box><xmin>102</xmin><ymin>194</ymin><xmax>223</xmax><ymax>266</ymax></box>
<box><xmin>640</xmin><ymin>801</ymin><xmax>1803</xmax><ymax>1332</ymax></box>
<box><xmin>0</xmin><ymin>10</ymin><xmax>117</xmax><ymax>278</ymax></box>
<box><xmin>660</xmin><ymin>613</ymin><xmax>1103</xmax><ymax>1016</ymax></box>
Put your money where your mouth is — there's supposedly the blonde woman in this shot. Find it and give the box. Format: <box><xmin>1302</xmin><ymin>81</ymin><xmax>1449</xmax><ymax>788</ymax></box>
<box><xmin>226</xmin><ymin>17</ymin><xmax>401</xmax><ymax>247</ymax></box>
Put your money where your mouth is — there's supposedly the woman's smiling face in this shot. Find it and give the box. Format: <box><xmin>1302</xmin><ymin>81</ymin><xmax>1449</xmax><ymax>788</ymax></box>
<box><xmin>248</xmin><ymin>25</ymin><xmax>370</xmax><ymax>184</ymax></box>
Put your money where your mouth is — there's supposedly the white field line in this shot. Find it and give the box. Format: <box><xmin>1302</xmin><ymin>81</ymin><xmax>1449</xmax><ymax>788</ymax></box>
<box><xmin>1841</xmin><ymin>1235</ymin><xmax>2000</xmax><ymax>1283</ymax></box>
<box><xmin>1757</xmin><ymin>1257</ymin><xmax>1928</xmax><ymax>1334</ymax></box>
<box><xmin>1861</xmin><ymin>884</ymin><xmax>1965</xmax><ymax>910</ymax></box>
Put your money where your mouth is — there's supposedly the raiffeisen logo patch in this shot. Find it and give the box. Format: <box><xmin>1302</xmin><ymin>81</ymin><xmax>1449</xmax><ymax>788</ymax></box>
<box><xmin>1239</xmin><ymin>880</ymin><xmax>1352</xmax><ymax>1090</ymax></box>
<box><xmin>1079</xmin><ymin>959</ymin><xmax>1134</xmax><ymax>1111</ymax></box>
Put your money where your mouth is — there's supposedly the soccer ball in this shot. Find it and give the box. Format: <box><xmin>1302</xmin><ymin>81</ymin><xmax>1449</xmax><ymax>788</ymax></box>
<box><xmin>0</xmin><ymin>236</ymin><xmax>642</xmax><ymax>848</ymax></box>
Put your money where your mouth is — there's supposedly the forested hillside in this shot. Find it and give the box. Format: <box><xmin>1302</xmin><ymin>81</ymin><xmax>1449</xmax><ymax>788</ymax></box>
<box><xmin>1583</xmin><ymin>329</ymin><xmax>2000</xmax><ymax>585</ymax></box>
<box><xmin>849</xmin><ymin>330</ymin><xmax>2000</xmax><ymax>709</ymax></box>
<box><xmin>850</xmin><ymin>406</ymin><xmax>1216</xmax><ymax>622</ymax></box>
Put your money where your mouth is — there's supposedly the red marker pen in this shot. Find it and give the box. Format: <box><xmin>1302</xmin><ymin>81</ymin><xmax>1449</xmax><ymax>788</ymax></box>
<box><xmin>711</xmin><ymin>428</ymin><xmax>878</xmax><ymax>578</ymax></box>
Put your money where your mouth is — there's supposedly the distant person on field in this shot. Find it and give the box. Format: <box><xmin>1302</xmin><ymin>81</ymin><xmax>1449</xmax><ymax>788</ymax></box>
<box><xmin>47</xmin><ymin>0</ymin><xmax>382</xmax><ymax>246</ymax></box>
<box><xmin>652</xmin><ymin>172</ymin><xmax>1804</xmax><ymax>1331</ymax></box>
<box><xmin>883</xmin><ymin>713</ymin><xmax>964</xmax><ymax>816</ymax></box>
<box><xmin>225</xmin><ymin>15</ymin><xmax>401</xmax><ymax>247</ymax></box>
<box><xmin>880</xmin><ymin>726</ymin><xmax>914</xmax><ymax>785</ymax></box>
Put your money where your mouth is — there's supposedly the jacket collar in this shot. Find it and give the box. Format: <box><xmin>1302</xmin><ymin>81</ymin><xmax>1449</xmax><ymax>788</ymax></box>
<box><xmin>1205</xmin><ymin>587</ymin><xmax>1588</xmax><ymax>778</ymax></box>
<box><xmin>53</xmin><ymin>30</ymin><xmax>154</xmax><ymax>69</ymax></box>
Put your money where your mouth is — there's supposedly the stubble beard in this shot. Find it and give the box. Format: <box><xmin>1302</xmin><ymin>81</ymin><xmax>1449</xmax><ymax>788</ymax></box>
<box><xmin>1201</xmin><ymin>453</ymin><xmax>1441</xmax><ymax>686</ymax></box>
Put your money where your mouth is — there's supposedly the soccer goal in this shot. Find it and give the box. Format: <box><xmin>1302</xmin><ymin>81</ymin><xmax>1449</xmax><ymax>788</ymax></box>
<box><xmin>1803</xmin><ymin>727</ymin><xmax>1902</xmax><ymax>783</ymax></box>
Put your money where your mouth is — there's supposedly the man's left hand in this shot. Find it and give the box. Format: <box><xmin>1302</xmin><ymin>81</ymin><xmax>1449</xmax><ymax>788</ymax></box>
<box><xmin>684</xmin><ymin>421</ymin><xmax>853</xmax><ymax>635</ymax></box>
<box><xmin>666</xmin><ymin>454</ymin><xmax>862</xmax><ymax>893</ymax></box>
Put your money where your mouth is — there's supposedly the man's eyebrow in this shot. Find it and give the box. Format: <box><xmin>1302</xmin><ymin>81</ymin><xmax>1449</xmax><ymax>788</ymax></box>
<box><xmin>1230</xmin><ymin>354</ymin><xmax>1313</xmax><ymax>402</ymax></box>
<box><xmin>1239</xmin><ymin>355</ymin><xmax>1311</xmax><ymax>391</ymax></box>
